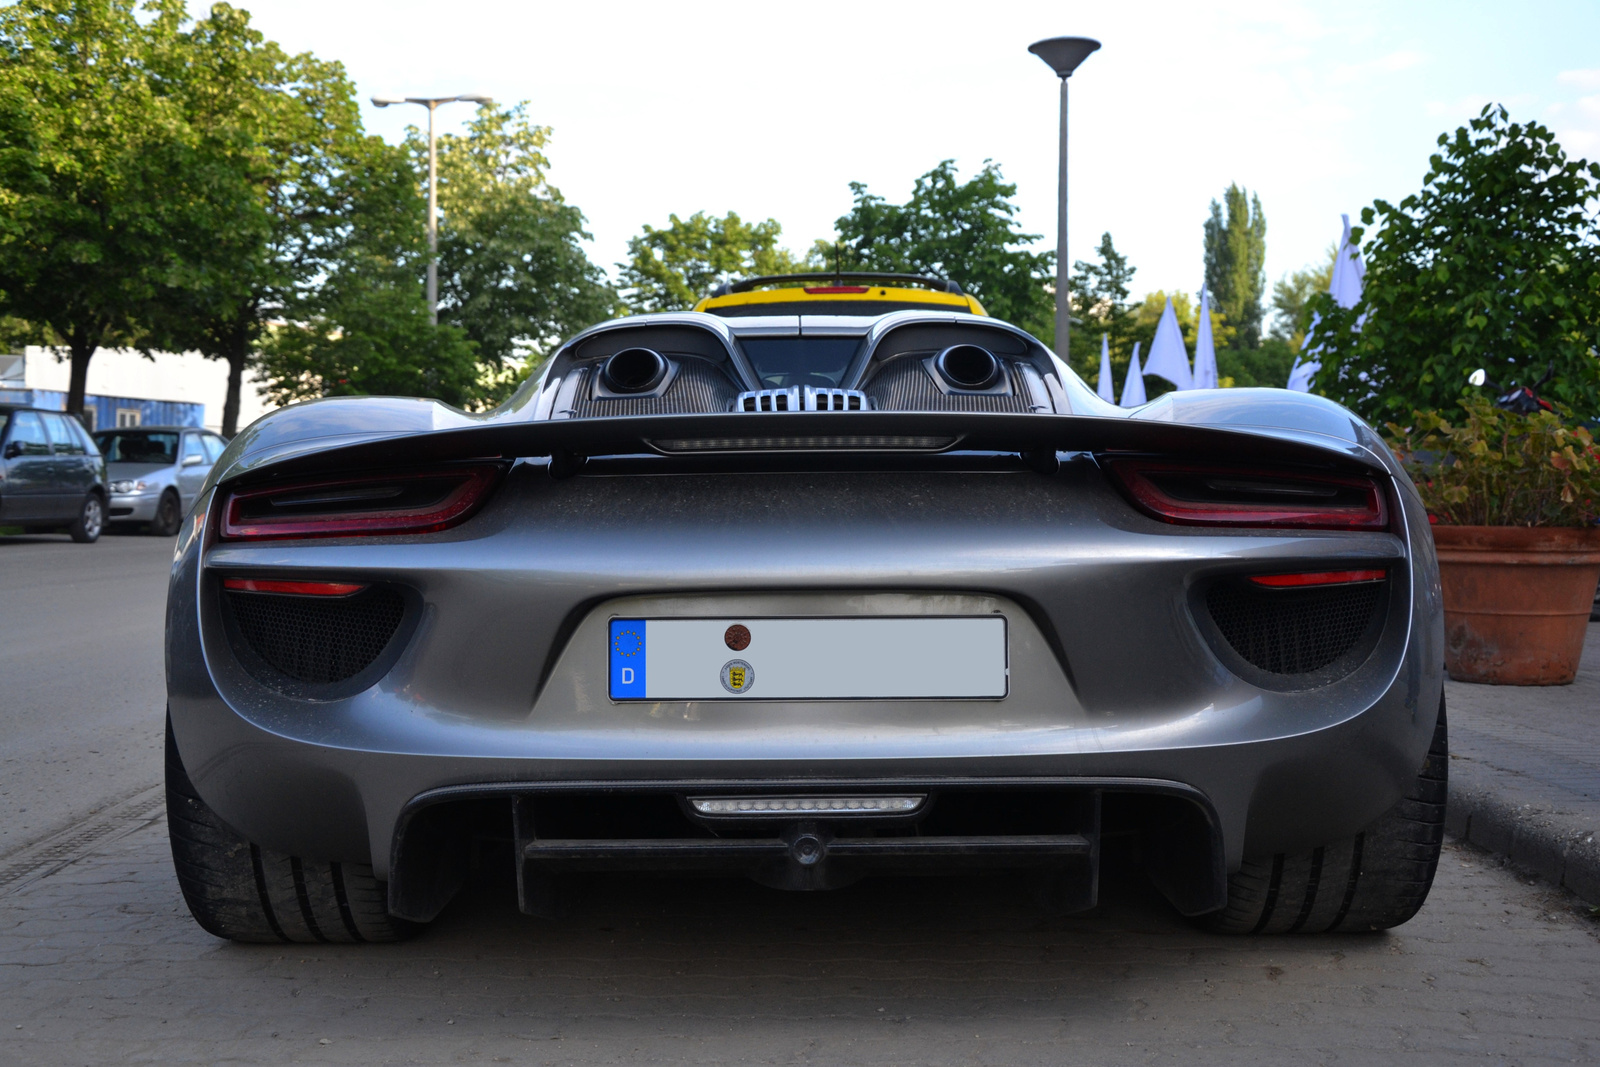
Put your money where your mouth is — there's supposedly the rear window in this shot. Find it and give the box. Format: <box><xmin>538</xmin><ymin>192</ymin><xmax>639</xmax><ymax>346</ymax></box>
<box><xmin>740</xmin><ymin>337</ymin><xmax>861</xmax><ymax>388</ymax></box>
<box><xmin>94</xmin><ymin>431</ymin><xmax>179</xmax><ymax>464</ymax></box>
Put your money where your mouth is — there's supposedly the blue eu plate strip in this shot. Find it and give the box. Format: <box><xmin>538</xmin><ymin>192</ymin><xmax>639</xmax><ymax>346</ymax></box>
<box><xmin>609</xmin><ymin>619</ymin><xmax>647</xmax><ymax>699</ymax></box>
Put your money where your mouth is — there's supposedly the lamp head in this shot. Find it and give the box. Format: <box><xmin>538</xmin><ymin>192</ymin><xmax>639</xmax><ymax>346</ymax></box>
<box><xmin>1028</xmin><ymin>37</ymin><xmax>1101</xmax><ymax>78</ymax></box>
<box><xmin>370</xmin><ymin>95</ymin><xmax>405</xmax><ymax>107</ymax></box>
<box><xmin>456</xmin><ymin>93</ymin><xmax>494</xmax><ymax>105</ymax></box>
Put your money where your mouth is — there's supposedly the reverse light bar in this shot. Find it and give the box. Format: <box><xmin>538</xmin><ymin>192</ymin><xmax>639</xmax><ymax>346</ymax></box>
<box><xmin>219</xmin><ymin>464</ymin><xmax>504</xmax><ymax>541</ymax></box>
<box><xmin>1102</xmin><ymin>459</ymin><xmax>1389</xmax><ymax>530</ymax></box>
<box><xmin>689</xmin><ymin>795</ymin><xmax>926</xmax><ymax>817</ymax></box>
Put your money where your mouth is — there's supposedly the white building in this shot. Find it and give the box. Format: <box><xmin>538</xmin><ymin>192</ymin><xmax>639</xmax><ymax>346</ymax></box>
<box><xmin>0</xmin><ymin>345</ymin><xmax>278</xmax><ymax>434</ymax></box>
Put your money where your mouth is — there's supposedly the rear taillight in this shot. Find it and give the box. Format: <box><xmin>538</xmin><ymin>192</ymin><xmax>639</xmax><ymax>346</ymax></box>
<box><xmin>1102</xmin><ymin>459</ymin><xmax>1388</xmax><ymax>531</ymax></box>
<box><xmin>219</xmin><ymin>464</ymin><xmax>504</xmax><ymax>541</ymax></box>
<box><xmin>1248</xmin><ymin>569</ymin><xmax>1386</xmax><ymax>588</ymax></box>
<box><xmin>222</xmin><ymin>578</ymin><xmax>367</xmax><ymax>596</ymax></box>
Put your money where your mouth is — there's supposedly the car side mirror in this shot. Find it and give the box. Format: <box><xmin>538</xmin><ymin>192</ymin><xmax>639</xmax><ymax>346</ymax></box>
<box><xmin>182</xmin><ymin>453</ymin><xmax>205</xmax><ymax>467</ymax></box>
<box><xmin>3</xmin><ymin>440</ymin><xmax>22</xmax><ymax>460</ymax></box>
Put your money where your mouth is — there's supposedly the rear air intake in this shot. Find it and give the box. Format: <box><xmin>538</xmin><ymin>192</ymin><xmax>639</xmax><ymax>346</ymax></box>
<box><xmin>1205</xmin><ymin>575</ymin><xmax>1385</xmax><ymax>677</ymax></box>
<box><xmin>225</xmin><ymin>585</ymin><xmax>405</xmax><ymax>686</ymax></box>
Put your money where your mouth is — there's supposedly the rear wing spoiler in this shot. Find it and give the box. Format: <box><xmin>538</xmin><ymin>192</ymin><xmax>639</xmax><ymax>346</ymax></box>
<box><xmin>215</xmin><ymin>409</ymin><xmax>1391</xmax><ymax>488</ymax></box>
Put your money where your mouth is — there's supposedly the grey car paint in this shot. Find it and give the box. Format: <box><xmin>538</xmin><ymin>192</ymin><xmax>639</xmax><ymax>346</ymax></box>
<box><xmin>165</xmin><ymin>309</ymin><xmax>1444</xmax><ymax>914</ymax></box>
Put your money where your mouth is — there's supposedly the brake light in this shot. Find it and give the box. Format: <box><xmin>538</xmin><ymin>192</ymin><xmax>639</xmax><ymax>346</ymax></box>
<box><xmin>219</xmin><ymin>464</ymin><xmax>504</xmax><ymax>541</ymax></box>
<box><xmin>1249</xmin><ymin>569</ymin><xmax>1387</xmax><ymax>588</ymax></box>
<box><xmin>222</xmin><ymin>578</ymin><xmax>367</xmax><ymax>596</ymax></box>
<box><xmin>1102</xmin><ymin>459</ymin><xmax>1388</xmax><ymax>530</ymax></box>
<box><xmin>803</xmin><ymin>285</ymin><xmax>870</xmax><ymax>294</ymax></box>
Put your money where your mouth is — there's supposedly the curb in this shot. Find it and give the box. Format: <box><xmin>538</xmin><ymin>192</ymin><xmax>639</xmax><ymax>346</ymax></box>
<box><xmin>1446</xmin><ymin>756</ymin><xmax>1600</xmax><ymax>906</ymax></box>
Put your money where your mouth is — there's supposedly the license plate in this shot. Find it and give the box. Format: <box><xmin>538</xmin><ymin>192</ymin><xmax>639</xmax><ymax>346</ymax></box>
<box><xmin>607</xmin><ymin>616</ymin><xmax>1007</xmax><ymax>701</ymax></box>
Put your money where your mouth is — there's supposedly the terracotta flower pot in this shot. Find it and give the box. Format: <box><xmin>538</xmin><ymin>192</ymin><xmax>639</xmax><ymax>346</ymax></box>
<box><xmin>1433</xmin><ymin>524</ymin><xmax>1600</xmax><ymax>685</ymax></box>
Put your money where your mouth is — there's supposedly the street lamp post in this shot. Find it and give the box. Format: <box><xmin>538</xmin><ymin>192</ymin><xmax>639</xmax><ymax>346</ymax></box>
<box><xmin>1028</xmin><ymin>37</ymin><xmax>1100</xmax><ymax>360</ymax></box>
<box><xmin>371</xmin><ymin>93</ymin><xmax>495</xmax><ymax>324</ymax></box>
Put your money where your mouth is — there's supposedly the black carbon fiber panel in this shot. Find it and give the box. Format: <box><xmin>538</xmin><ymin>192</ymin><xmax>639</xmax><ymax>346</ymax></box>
<box><xmin>573</xmin><ymin>359</ymin><xmax>739</xmax><ymax>416</ymax></box>
<box><xmin>863</xmin><ymin>357</ymin><xmax>1031</xmax><ymax>413</ymax></box>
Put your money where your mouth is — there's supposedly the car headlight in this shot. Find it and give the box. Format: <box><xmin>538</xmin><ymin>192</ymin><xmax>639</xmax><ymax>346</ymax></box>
<box><xmin>110</xmin><ymin>479</ymin><xmax>149</xmax><ymax>494</ymax></box>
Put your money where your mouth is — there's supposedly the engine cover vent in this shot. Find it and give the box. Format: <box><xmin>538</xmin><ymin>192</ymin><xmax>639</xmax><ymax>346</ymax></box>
<box><xmin>734</xmin><ymin>387</ymin><xmax>873</xmax><ymax>412</ymax></box>
<box><xmin>226</xmin><ymin>587</ymin><xmax>405</xmax><ymax>686</ymax></box>
<box><xmin>1205</xmin><ymin>578</ymin><xmax>1384</xmax><ymax>678</ymax></box>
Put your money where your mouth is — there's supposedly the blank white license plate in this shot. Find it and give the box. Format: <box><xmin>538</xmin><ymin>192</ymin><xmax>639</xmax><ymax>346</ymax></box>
<box><xmin>608</xmin><ymin>616</ymin><xmax>1007</xmax><ymax>701</ymax></box>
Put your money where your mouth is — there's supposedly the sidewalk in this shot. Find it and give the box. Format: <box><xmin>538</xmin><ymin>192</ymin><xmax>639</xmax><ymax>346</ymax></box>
<box><xmin>1445</xmin><ymin>623</ymin><xmax>1600</xmax><ymax>904</ymax></box>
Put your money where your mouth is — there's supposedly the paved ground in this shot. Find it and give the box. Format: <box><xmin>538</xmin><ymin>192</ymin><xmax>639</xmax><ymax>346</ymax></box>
<box><xmin>2</xmin><ymin>535</ymin><xmax>1599</xmax><ymax>1064</ymax></box>
<box><xmin>0</xmin><ymin>532</ymin><xmax>170</xmax><ymax>853</ymax></box>
<box><xmin>1447</xmin><ymin>628</ymin><xmax>1600</xmax><ymax>903</ymax></box>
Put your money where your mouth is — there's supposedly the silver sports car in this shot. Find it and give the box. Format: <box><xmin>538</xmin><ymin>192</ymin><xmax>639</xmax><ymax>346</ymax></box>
<box><xmin>164</xmin><ymin>275</ymin><xmax>1446</xmax><ymax>944</ymax></box>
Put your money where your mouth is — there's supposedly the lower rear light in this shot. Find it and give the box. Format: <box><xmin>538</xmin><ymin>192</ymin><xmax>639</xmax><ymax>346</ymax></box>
<box><xmin>220</xmin><ymin>464</ymin><xmax>504</xmax><ymax>541</ymax></box>
<box><xmin>1249</xmin><ymin>569</ymin><xmax>1387</xmax><ymax>588</ymax></box>
<box><xmin>1102</xmin><ymin>459</ymin><xmax>1389</xmax><ymax>530</ymax></box>
<box><xmin>222</xmin><ymin>578</ymin><xmax>367</xmax><ymax>596</ymax></box>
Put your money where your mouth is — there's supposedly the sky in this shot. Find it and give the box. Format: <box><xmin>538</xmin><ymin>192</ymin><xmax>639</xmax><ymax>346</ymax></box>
<box><xmin>209</xmin><ymin>0</ymin><xmax>1600</xmax><ymax>307</ymax></box>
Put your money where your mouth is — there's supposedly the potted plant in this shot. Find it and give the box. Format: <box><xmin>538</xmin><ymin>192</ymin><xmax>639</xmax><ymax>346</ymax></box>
<box><xmin>1388</xmin><ymin>398</ymin><xmax>1600</xmax><ymax>684</ymax></box>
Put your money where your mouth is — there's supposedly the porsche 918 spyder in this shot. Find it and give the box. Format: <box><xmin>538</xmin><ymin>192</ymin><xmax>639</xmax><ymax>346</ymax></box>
<box><xmin>164</xmin><ymin>273</ymin><xmax>1446</xmax><ymax>943</ymax></box>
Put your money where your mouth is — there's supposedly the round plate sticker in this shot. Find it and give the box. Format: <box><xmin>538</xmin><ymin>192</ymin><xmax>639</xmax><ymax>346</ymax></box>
<box><xmin>720</xmin><ymin>659</ymin><xmax>754</xmax><ymax>695</ymax></box>
<box><xmin>724</xmin><ymin>624</ymin><xmax>751</xmax><ymax>651</ymax></box>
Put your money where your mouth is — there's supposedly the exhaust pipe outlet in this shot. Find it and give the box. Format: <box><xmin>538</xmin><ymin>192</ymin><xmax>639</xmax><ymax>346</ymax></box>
<box><xmin>934</xmin><ymin>344</ymin><xmax>1002</xmax><ymax>390</ymax></box>
<box><xmin>601</xmin><ymin>347</ymin><xmax>669</xmax><ymax>393</ymax></box>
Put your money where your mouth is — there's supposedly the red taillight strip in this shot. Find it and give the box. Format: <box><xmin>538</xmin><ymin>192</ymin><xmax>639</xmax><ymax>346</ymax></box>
<box><xmin>1102</xmin><ymin>459</ymin><xmax>1389</xmax><ymax>531</ymax></box>
<box><xmin>1249</xmin><ymin>569</ymin><xmax>1387</xmax><ymax>588</ymax></box>
<box><xmin>219</xmin><ymin>464</ymin><xmax>503</xmax><ymax>541</ymax></box>
<box><xmin>222</xmin><ymin>578</ymin><xmax>367</xmax><ymax>596</ymax></box>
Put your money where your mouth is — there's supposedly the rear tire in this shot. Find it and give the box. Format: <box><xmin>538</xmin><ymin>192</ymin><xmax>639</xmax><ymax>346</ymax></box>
<box><xmin>1207</xmin><ymin>694</ymin><xmax>1447</xmax><ymax>934</ymax></box>
<box><xmin>150</xmin><ymin>490</ymin><xmax>181</xmax><ymax>537</ymax></box>
<box><xmin>68</xmin><ymin>493</ymin><xmax>103</xmax><ymax>543</ymax></box>
<box><xmin>165</xmin><ymin>716</ymin><xmax>413</xmax><ymax>943</ymax></box>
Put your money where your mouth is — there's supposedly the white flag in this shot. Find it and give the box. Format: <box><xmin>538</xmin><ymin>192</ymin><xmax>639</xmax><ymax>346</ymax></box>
<box><xmin>1142</xmin><ymin>296</ymin><xmax>1193</xmax><ymax>390</ymax></box>
<box><xmin>1120</xmin><ymin>342</ymin><xmax>1147</xmax><ymax>407</ymax></box>
<box><xmin>1192</xmin><ymin>287</ymin><xmax>1218</xmax><ymax>389</ymax></box>
<box><xmin>1097</xmin><ymin>333</ymin><xmax>1115</xmax><ymax>402</ymax></box>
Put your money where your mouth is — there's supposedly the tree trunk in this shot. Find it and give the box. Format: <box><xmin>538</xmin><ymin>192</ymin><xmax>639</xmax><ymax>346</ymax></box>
<box><xmin>66</xmin><ymin>332</ymin><xmax>95</xmax><ymax>417</ymax></box>
<box><xmin>222</xmin><ymin>343</ymin><xmax>247</xmax><ymax>438</ymax></box>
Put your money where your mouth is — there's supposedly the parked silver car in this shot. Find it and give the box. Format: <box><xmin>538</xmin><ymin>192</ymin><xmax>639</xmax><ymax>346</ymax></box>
<box><xmin>94</xmin><ymin>426</ymin><xmax>227</xmax><ymax>536</ymax></box>
<box><xmin>164</xmin><ymin>276</ymin><xmax>1447</xmax><ymax>945</ymax></box>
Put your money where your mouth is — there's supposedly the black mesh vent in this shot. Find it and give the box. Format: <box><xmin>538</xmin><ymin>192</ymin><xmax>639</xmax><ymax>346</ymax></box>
<box><xmin>572</xmin><ymin>359</ymin><xmax>738</xmax><ymax>416</ymax></box>
<box><xmin>864</xmin><ymin>356</ymin><xmax>1031</xmax><ymax>412</ymax></box>
<box><xmin>227</xmin><ymin>588</ymin><xmax>405</xmax><ymax>685</ymax></box>
<box><xmin>1206</xmin><ymin>580</ymin><xmax>1383</xmax><ymax>676</ymax></box>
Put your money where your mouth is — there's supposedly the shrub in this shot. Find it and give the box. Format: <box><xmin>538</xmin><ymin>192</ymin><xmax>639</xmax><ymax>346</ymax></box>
<box><xmin>1385</xmin><ymin>397</ymin><xmax>1600</xmax><ymax>526</ymax></box>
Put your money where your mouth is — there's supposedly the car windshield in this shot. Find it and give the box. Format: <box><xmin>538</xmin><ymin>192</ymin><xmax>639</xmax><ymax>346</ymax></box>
<box><xmin>740</xmin><ymin>338</ymin><xmax>861</xmax><ymax>388</ymax></box>
<box><xmin>94</xmin><ymin>431</ymin><xmax>179</xmax><ymax>464</ymax></box>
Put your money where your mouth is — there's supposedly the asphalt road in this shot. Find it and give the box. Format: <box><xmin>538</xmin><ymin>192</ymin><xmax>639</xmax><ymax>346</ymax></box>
<box><xmin>1</xmin><ymin>536</ymin><xmax>1598</xmax><ymax>1064</ymax></box>
<box><xmin>0</xmin><ymin>531</ymin><xmax>171</xmax><ymax>855</ymax></box>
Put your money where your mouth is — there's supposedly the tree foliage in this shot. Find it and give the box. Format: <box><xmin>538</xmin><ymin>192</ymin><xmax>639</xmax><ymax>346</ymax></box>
<box><xmin>0</xmin><ymin>0</ymin><xmax>262</xmax><ymax>416</ymax></box>
<box><xmin>256</xmin><ymin>123</ymin><xmax>479</xmax><ymax>407</ymax></box>
<box><xmin>1269</xmin><ymin>247</ymin><xmax>1335</xmax><ymax>352</ymax></box>
<box><xmin>619</xmin><ymin>211</ymin><xmax>801</xmax><ymax>313</ymax></box>
<box><xmin>1313</xmin><ymin>105</ymin><xmax>1600</xmax><ymax>421</ymax></box>
<box><xmin>416</xmin><ymin>105</ymin><xmax>614</xmax><ymax>386</ymax></box>
<box><xmin>831</xmin><ymin>160</ymin><xmax>1055</xmax><ymax>342</ymax></box>
<box><xmin>1067</xmin><ymin>232</ymin><xmax>1137</xmax><ymax>383</ymax></box>
<box><xmin>1203</xmin><ymin>184</ymin><xmax>1268</xmax><ymax>349</ymax></box>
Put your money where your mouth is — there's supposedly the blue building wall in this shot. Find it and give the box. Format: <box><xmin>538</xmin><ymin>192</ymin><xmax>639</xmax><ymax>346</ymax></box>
<box><xmin>0</xmin><ymin>388</ymin><xmax>204</xmax><ymax>430</ymax></box>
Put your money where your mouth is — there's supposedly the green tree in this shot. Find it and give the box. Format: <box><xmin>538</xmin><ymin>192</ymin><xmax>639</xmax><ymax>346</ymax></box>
<box><xmin>831</xmin><ymin>160</ymin><xmax>1055</xmax><ymax>342</ymax></box>
<box><xmin>415</xmin><ymin>104</ymin><xmax>614</xmax><ymax>394</ymax></box>
<box><xmin>1203</xmin><ymin>184</ymin><xmax>1268</xmax><ymax>349</ymax></box>
<box><xmin>0</xmin><ymin>0</ymin><xmax>260</xmax><ymax>417</ymax></box>
<box><xmin>1268</xmin><ymin>247</ymin><xmax>1336</xmax><ymax>352</ymax></box>
<box><xmin>143</xmin><ymin>5</ymin><xmax>357</xmax><ymax>436</ymax></box>
<box><xmin>619</xmin><ymin>211</ymin><xmax>801</xmax><ymax>313</ymax></box>
<box><xmin>1067</xmin><ymin>232</ymin><xmax>1138</xmax><ymax>384</ymax></box>
<box><xmin>1313</xmin><ymin>105</ymin><xmax>1600</xmax><ymax>421</ymax></box>
<box><xmin>257</xmin><ymin>131</ymin><xmax>479</xmax><ymax>407</ymax></box>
